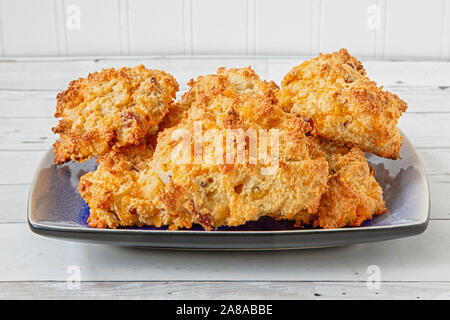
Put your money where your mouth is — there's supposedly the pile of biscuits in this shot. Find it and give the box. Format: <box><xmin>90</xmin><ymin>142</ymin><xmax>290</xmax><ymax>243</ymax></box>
<box><xmin>52</xmin><ymin>49</ymin><xmax>407</xmax><ymax>230</ymax></box>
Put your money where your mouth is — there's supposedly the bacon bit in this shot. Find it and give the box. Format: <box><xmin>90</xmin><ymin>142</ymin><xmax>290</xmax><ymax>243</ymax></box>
<box><xmin>198</xmin><ymin>214</ymin><xmax>212</xmax><ymax>230</ymax></box>
<box><xmin>121</xmin><ymin>110</ymin><xmax>142</xmax><ymax>128</ymax></box>
<box><xmin>303</xmin><ymin>117</ymin><xmax>318</xmax><ymax>136</ymax></box>
<box><xmin>190</xmin><ymin>200</ymin><xmax>213</xmax><ymax>230</ymax></box>
<box><xmin>224</xmin><ymin>107</ymin><xmax>242</xmax><ymax>129</ymax></box>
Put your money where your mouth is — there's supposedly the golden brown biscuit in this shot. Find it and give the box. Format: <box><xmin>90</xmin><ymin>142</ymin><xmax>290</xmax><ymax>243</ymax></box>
<box><xmin>179</xmin><ymin>66</ymin><xmax>280</xmax><ymax>108</ymax></box>
<box><xmin>78</xmin><ymin>140</ymin><xmax>155</xmax><ymax>228</ymax></box>
<box><xmin>143</xmin><ymin>96</ymin><xmax>328</xmax><ymax>229</ymax></box>
<box><xmin>278</xmin><ymin>49</ymin><xmax>407</xmax><ymax>159</ymax></box>
<box><xmin>308</xmin><ymin>137</ymin><xmax>387</xmax><ymax>229</ymax></box>
<box><xmin>53</xmin><ymin>65</ymin><xmax>178</xmax><ymax>164</ymax></box>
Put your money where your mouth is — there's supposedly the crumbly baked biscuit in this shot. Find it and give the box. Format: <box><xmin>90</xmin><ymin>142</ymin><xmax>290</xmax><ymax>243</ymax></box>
<box><xmin>278</xmin><ymin>49</ymin><xmax>407</xmax><ymax>159</ymax></box>
<box><xmin>53</xmin><ymin>65</ymin><xmax>178</xmax><ymax>164</ymax></box>
<box><xmin>308</xmin><ymin>137</ymin><xmax>387</xmax><ymax>229</ymax></box>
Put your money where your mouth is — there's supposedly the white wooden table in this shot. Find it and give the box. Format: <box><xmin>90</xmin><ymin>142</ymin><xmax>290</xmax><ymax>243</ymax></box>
<box><xmin>1</xmin><ymin>56</ymin><xmax>449</xmax><ymax>300</ymax></box>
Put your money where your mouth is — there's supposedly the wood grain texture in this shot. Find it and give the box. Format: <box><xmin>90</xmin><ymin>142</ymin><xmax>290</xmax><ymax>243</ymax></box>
<box><xmin>0</xmin><ymin>57</ymin><xmax>270</xmax><ymax>91</ymax></box>
<box><xmin>416</xmin><ymin>149</ymin><xmax>450</xmax><ymax>182</ymax></box>
<box><xmin>0</xmin><ymin>184</ymin><xmax>29</xmax><ymax>223</ymax></box>
<box><xmin>385</xmin><ymin>86</ymin><xmax>450</xmax><ymax>113</ymax></box>
<box><xmin>0</xmin><ymin>85</ymin><xmax>449</xmax><ymax>119</ymax></box>
<box><xmin>0</xmin><ymin>151</ymin><xmax>46</xmax><ymax>184</ymax></box>
<box><xmin>1</xmin><ymin>56</ymin><xmax>450</xmax><ymax>91</ymax></box>
<box><xmin>268</xmin><ymin>58</ymin><xmax>450</xmax><ymax>86</ymax></box>
<box><xmin>0</xmin><ymin>281</ymin><xmax>448</xmax><ymax>300</ymax></box>
<box><xmin>0</xmin><ymin>113</ymin><xmax>447</xmax><ymax>151</ymax></box>
<box><xmin>0</xmin><ymin>118</ymin><xmax>56</xmax><ymax>150</ymax></box>
<box><xmin>0</xmin><ymin>91</ymin><xmax>57</xmax><ymax>118</ymax></box>
<box><xmin>399</xmin><ymin>113</ymin><xmax>450</xmax><ymax>148</ymax></box>
<box><xmin>1</xmin><ymin>221</ymin><xmax>448</xmax><ymax>282</ymax></box>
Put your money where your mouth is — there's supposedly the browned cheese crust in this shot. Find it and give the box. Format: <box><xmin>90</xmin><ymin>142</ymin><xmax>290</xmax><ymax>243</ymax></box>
<box><xmin>78</xmin><ymin>141</ymin><xmax>155</xmax><ymax>228</ymax></box>
<box><xmin>53</xmin><ymin>65</ymin><xmax>179</xmax><ymax>164</ymax></box>
<box><xmin>142</xmin><ymin>67</ymin><xmax>329</xmax><ymax>229</ymax></box>
<box><xmin>79</xmin><ymin>67</ymin><xmax>329</xmax><ymax>230</ymax></box>
<box><xmin>278</xmin><ymin>49</ymin><xmax>407</xmax><ymax>159</ymax></box>
<box><xmin>308</xmin><ymin>137</ymin><xmax>387</xmax><ymax>228</ymax></box>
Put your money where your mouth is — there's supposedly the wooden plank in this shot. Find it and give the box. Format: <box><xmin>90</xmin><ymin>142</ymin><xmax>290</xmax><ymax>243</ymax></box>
<box><xmin>1</xmin><ymin>58</ymin><xmax>450</xmax><ymax>91</ymax></box>
<box><xmin>0</xmin><ymin>281</ymin><xmax>448</xmax><ymax>300</ymax></box>
<box><xmin>0</xmin><ymin>91</ymin><xmax>57</xmax><ymax>118</ymax></box>
<box><xmin>0</xmin><ymin>113</ymin><xmax>448</xmax><ymax>151</ymax></box>
<box><xmin>0</xmin><ymin>118</ymin><xmax>56</xmax><ymax>150</ymax></box>
<box><xmin>311</xmin><ymin>281</ymin><xmax>450</xmax><ymax>300</ymax></box>
<box><xmin>0</xmin><ymin>86</ymin><xmax>449</xmax><ymax>120</ymax></box>
<box><xmin>0</xmin><ymin>184</ymin><xmax>29</xmax><ymax>223</ymax></box>
<box><xmin>384</xmin><ymin>86</ymin><xmax>450</xmax><ymax>113</ymax></box>
<box><xmin>0</xmin><ymin>151</ymin><xmax>46</xmax><ymax>184</ymax></box>
<box><xmin>0</xmin><ymin>57</ymin><xmax>269</xmax><ymax>91</ymax></box>
<box><xmin>416</xmin><ymin>149</ymin><xmax>450</xmax><ymax>182</ymax></box>
<box><xmin>430</xmin><ymin>183</ymin><xmax>450</xmax><ymax>220</ymax></box>
<box><xmin>363</xmin><ymin>60</ymin><xmax>450</xmax><ymax>86</ymax></box>
<box><xmin>0</xmin><ymin>221</ymin><xmax>448</xmax><ymax>282</ymax></box>
<box><xmin>399</xmin><ymin>113</ymin><xmax>450</xmax><ymax>148</ymax></box>
<box><xmin>268</xmin><ymin>59</ymin><xmax>450</xmax><ymax>86</ymax></box>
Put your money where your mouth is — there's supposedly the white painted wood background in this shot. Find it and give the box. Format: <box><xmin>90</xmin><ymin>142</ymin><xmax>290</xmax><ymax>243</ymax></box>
<box><xmin>0</xmin><ymin>0</ymin><xmax>450</xmax><ymax>60</ymax></box>
<box><xmin>0</xmin><ymin>55</ymin><xmax>449</xmax><ymax>299</ymax></box>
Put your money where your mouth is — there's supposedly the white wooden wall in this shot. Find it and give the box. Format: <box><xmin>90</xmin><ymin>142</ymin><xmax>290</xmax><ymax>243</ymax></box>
<box><xmin>0</xmin><ymin>0</ymin><xmax>449</xmax><ymax>60</ymax></box>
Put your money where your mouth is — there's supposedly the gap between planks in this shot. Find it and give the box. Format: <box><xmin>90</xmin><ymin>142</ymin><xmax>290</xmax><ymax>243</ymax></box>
<box><xmin>1</xmin><ymin>58</ymin><xmax>450</xmax><ymax>92</ymax></box>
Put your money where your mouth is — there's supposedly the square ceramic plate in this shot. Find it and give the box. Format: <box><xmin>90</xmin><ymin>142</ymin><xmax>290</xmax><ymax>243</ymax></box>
<box><xmin>28</xmin><ymin>130</ymin><xmax>429</xmax><ymax>250</ymax></box>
